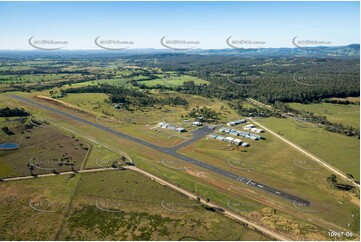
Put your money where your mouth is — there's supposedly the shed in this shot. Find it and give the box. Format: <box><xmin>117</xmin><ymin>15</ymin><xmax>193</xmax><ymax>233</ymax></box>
<box><xmin>223</xmin><ymin>128</ymin><xmax>231</xmax><ymax>133</ymax></box>
<box><xmin>255</xmin><ymin>129</ymin><xmax>264</xmax><ymax>133</ymax></box>
<box><xmin>167</xmin><ymin>125</ymin><xmax>177</xmax><ymax>130</ymax></box>
<box><xmin>238</xmin><ymin>131</ymin><xmax>250</xmax><ymax>137</ymax></box>
<box><xmin>218</xmin><ymin>127</ymin><xmax>227</xmax><ymax>133</ymax></box>
<box><xmin>241</xmin><ymin>142</ymin><xmax>250</xmax><ymax>147</ymax></box>
<box><xmin>251</xmin><ymin>134</ymin><xmax>262</xmax><ymax>139</ymax></box>
<box><xmin>244</xmin><ymin>124</ymin><xmax>256</xmax><ymax>130</ymax></box>
<box><xmin>216</xmin><ymin>136</ymin><xmax>225</xmax><ymax>141</ymax></box>
<box><xmin>224</xmin><ymin>137</ymin><xmax>235</xmax><ymax>143</ymax></box>
<box><xmin>232</xmin><ymin>139</ymin><xmax>242</xmax><ymax>145</ymax></box>
<box><xmin>208</xmin><ymin>134</ymin><xmax>218</xmax><ymax>139</ymax></box>
<box><xmin>176</xmin><ymin>127</ymin><xmax>186</xmax><ymax>133</ymax></box>
<box><xmin>250</xmin><ymin>136</ymin><xmax>259</xmax><ymax>140</ymax></box>
<box><xmin>161</xmin><ymin>123</ymin><xmax>169</xmax><ymax>129</ymax></box>
<box><xmin>229</xmin><ymin>131</ymin><xmax>239</xmax><ymax>136</ymax></box>
<box><xmin>193</xmin><ymin>121</ymin><xmax>202</xmax><ymax>126</ymax></box>
<box><xmin>250</xmin><ymin>127</ymin><xmax>258</xmax><ymax>132</ymax></box>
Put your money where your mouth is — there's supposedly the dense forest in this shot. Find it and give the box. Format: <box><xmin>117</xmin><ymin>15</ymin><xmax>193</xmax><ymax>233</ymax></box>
<box><xmin>126</xmin><ymin>54</ymin><xmax>360</xmax><ymax>104</ymax></box>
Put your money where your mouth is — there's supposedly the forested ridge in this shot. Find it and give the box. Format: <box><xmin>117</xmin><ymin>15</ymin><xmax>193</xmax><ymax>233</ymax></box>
<box><xmin>126</xmin><ymin>54</ymin><xmax>360</xmax><ymax>104</ymax></box>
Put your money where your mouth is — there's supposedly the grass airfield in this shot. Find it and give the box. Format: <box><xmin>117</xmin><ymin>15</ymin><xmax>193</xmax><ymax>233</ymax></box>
<box><xmin>0</xmin><ymin>62</ymin><xmax>359</xmax><ymax>241</ymax></box>
<box><xmin>2</xmin><ymin>91</ymin><xmax>358</xmax><ymax>241</ymax></box>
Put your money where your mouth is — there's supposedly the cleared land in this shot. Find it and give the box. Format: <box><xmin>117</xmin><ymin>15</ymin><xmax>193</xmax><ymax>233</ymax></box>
<box><xmin>0</xmin><ymin>175</ymin><xmax>79</xmax><ymax>240</ymax></box>
<box><xmin>0</xmin><ymin>170</ymin><xmax>269</xmax><ymax>241</ymax></box>
<box><xmin>138</xmin><ymin>74</ymin><xmax>209</xmax><ymax>87</ymax></box>
<box><xmin>258</xmin><ymin>117</ymin><xmax>360</xmax><ymax>180</ymax></box>
<box><xmin>289</xmin><ymin>102</ymin><xmax>360</xmax><ymax>128</ymax></box>
<box><xmin>0</xmin><ymin>118</ymin><xmax>89</xmax><ymax>178</ymax></box>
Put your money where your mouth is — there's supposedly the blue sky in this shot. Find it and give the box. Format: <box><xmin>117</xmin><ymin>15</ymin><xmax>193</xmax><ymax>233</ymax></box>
<box><xmin>0</xmin><ymin>1</ymin><xmax>359</xmax><ymax>50</ymax></box>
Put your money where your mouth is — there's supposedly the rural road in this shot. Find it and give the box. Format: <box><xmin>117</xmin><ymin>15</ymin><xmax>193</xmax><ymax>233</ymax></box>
<box><xmin>1</xmin><ymin>167</ymin><xmax>116</xmax><ymax>182</ymax></box>
<box><xmin>10</xmin><ymin>95</ymin><xmax>310</xmax><ymax>205</ymax></box>
<box><xmin>249</xmin><ymin>118</ymin><xmax>360</xmax><ymax>188</ymax></box>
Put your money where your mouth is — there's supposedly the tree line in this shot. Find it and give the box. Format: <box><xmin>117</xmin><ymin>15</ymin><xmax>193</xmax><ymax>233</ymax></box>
<box><xmin>64</xmin><ymin>84</ymin><xmax>188</xmax><ymax>108</ymax></box>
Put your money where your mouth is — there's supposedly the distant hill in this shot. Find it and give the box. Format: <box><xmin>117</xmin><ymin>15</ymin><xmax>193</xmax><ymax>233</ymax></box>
<box><xmin>0</xmin><ymin>44</ymin><xmax>359</xmax><ymax>58</ymax></box>
<box><xmin>188</xmin><ymin>44</ymin><xmax>360</xmax><ymax>57</ymax></box>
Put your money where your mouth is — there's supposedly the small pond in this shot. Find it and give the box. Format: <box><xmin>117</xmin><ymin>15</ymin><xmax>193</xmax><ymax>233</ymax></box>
<box><xmin>0</xmin><ymin>143</ymin><xmax>20</xmax><ymax>151</ymax></box>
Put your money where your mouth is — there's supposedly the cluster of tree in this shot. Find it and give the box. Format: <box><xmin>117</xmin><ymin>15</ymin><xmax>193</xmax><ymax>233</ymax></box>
<box><xmin>0</xmin><ymin>107</ymin><xmax>29</xmax><ymax>117</ymax></box>
<box><xmin>49</xmin><ymin>89</ymin><xmax>66</xmax><ymax>98</ymax></box>
<box><xmin>324</xmin><ymin>123</ymin><xmax>359</xmax><ymax>137</ymax></box>
<box><xmin>229</xmin><ymin>102</ymin><xmax>280</xmax><ymax>118</ymax></box>
<box><xmin>1</xmin><ymin>126</ymin><xmax>14</xmax><ymax>135</ymax></box>
<box><xmin>326</xmin><ymin>174</ymin><xmax>359</xmax><ymax>198</ymax></box>
<box><xmin>323</xmin><ymin>98</ymin><xmax>360</xmax><ymax>105</ymax></box>
<box><xmin>187</xmin><ymin>106</ymin><xmax>220</xmax><ymax>121</ymax></box>
<box><xmin>65</xmin><ymin>84</ymin><xmax>188</xmax><ymax>108</ymax></box>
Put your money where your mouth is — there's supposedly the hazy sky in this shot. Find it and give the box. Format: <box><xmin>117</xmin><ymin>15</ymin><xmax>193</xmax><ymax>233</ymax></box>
<box><xmin>0</xmin><ymin>1</ymin><xmax>359</xmax><ymax>50</ymax></box>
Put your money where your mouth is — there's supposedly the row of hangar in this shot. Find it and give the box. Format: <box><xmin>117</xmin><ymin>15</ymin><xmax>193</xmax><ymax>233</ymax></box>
<box><xmin>208</xmin><ymin>134</ymin><xmax>249</xmax><ymax>147</ymax></box>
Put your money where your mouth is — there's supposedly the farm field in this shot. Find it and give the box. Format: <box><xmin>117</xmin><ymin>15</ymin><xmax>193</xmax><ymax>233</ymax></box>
<box><xmin>138</xmin><ymin>74</ymin><xmax>209</xmax><ymax>87</ymax></box>
<box><xmin>288</xmin><ymin>102</ymin><xmax>360</xmax><ymax>128</ymax></box>
<box><xmin>58</xmin><ymin>170</ymin><xmax>270</xmax><ymax>241</ymax></box>
<box><xmin>0</xmin><ymin>117</ymin><xmax>90</xmax><ymax>178</ymax></box>
<box><xmin>259</xmin><ymin>117</ymin><xmax>360</xmax><ymax>180</ymax></box>
<box><xmin>0</xmin><ymin>175</ymin><xmax>79</xmax><ymax>240</ymax></box>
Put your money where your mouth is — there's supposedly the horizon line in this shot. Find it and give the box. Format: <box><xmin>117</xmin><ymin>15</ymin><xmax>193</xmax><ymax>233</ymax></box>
<box><xmin>0</xmin><ymin>44</ymin><xmax>359</xmax><ymax>52</ymax></box>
